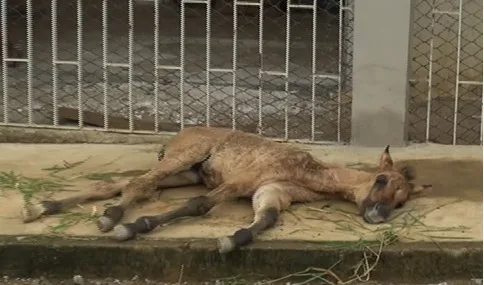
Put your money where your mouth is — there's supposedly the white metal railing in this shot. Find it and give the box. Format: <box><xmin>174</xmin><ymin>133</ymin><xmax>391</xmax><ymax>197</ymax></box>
<box><xmin>0</xmin><ymin>0</ymin><xmax>350</xmax><ymax>143</ymax></box>
<box><xmin>415</xmin><ymin>0</ymin><xmax>483</xmax><ymax>145</ymax></box>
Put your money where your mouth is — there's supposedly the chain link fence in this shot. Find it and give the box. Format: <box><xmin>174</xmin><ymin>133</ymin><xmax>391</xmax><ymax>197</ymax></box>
<box><xmin>409</xmin><ymin>0</ymin><xmax>483</xmax><ymax>145</ymax></box>
<box><xmin>0</xmin><ymin>0</ymin><xmax>354</xmax><ymax>143</ymax></box>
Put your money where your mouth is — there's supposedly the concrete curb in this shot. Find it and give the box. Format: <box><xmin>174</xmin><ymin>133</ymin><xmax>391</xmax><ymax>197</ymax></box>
<box><xmin>0</xmin><ymin>126</ymin><xmax>173</xmax><ymax>144</ymax></box>
<box><xmin>0</xmin><ymin>236</ymin><xmax>481</xmax><ymax>283</ymax></box>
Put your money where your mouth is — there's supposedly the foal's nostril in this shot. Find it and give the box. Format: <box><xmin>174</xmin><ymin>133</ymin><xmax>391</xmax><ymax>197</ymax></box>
<box><xmin>374</xmin><ymin>204</ymin><xmax>381</xmax><ymax>211</ymax></box>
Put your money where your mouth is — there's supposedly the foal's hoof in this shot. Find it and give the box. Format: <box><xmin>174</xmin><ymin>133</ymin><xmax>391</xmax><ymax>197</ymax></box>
<box><xmin>97</xmin><ymin>216</ymin><xmax>115</xmax><ymax>232</ymax></box>
<box><xmin>217</xmin><ymin>236</ymin><xmax>236</xmax><ymax>254</ymax></box>
<box><xmin>21</xmin><ymin>200</ymin><xmax>61</xmax><ymax>223</ymax></box>
<box><xmin>22</xmin><ymin>203</ymin><xmax>46</xmax><ymax>223</ymax></box>
<box><xmin>113</xmin><ymin>224</ymin><xmax>137</xmax><ymax>241</ymax></box>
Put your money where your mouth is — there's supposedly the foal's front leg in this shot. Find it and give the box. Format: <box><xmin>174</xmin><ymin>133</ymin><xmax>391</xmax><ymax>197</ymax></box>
<box><xmin>217</xmin><ymin>182</ymin><xmax>302</xmax><ymax>254</ymax></box>
<box><xmin>111</xmin><ymin>182</ymin><xmax>244</xmax><ymax>241</ymax></box>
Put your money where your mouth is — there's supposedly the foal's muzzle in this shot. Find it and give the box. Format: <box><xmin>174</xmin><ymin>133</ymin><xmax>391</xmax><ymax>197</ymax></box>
<box><xmin>363</xmin><ymin>203</ymin><xmax>391</xmax><ymax>224</ymax></box>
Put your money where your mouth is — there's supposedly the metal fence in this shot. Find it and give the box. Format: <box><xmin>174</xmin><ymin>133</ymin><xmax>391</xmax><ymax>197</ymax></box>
<box><xmin>0</xmin><ymin>0</ymin><xmax>482</xmax><ymax>145</ymax></box>
<box><xmin>409</xmin><ymin>0</ymin><xmax>483</xmax><ymax>145</ymax></box>
<box><xmin>0</xmin><ymin>0</ymin><xmax>354</xmax><ymax>143</ymax></box>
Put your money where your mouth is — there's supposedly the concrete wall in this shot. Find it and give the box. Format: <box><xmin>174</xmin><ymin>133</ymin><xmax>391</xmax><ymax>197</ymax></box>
<box><xmin>350</xmin><ymin>0</ymin><xmax>414</xmax><ymax>147</ymax></box>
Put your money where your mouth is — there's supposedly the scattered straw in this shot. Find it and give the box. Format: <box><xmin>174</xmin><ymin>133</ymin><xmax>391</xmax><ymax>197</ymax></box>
<box><xmin>261</xmin><ymin>229</ymin><xmax>395</xmax><ymax>285</ymax></box>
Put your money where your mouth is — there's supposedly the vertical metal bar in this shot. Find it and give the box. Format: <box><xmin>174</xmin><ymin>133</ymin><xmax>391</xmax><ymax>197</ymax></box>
<box><xmin>284</xmin><ymin>0</ymin><xmax>291</xmax><ymax>140</ymax></box>
<box><xmin>336</xmin><ymin>0</ymin><xmax>343</xmax><ymax>142</ymax></box>
<box><xmin>481</xmin><ymin>104</ymin><xmax>483</xmax><ymax>146</ymax></box>
<box><xmin>180</xmin><ymin>0</ymin><xmax>186</xmax><ymax>130</ymax></box>
<box><xmin>310</xmin><ymin>0</ymin><xmax>317</xmax><ymax>141</ymax></box>
<box><xmin>205</xmin><ymin>0</ymin><xmax>211</xmax><ymax>126</ymax></box>
<box><xmin>153</xmin><ymin>0</ymin><xmax>159</xmax><ymax>132</ymax></box>
<box><xmin>231</xmin><ymin>0</ymin><xmax>238</xmax><ymax>130</ymax></box>
<box><xmin>127</xmin><ymin>0</ymin><xmax>134</xmax><ymax>132</ymax></box>
<box><xmin>452</xmin><ymin>0</ymin><xmax>463</xmax><ymax>145</ymax></box>
<box><xmin>26</xmin><ymin>0</ymin><xmax>34</xmax><ymax>124</ymax></box>
<box><xmin>257</xmin><ymin>0</ymin><xmax>264</xmax><ymax>134</ymax></box>
<box><xmin>1</xmin><ymin>0</ymin><xmax>8</xmax><ymax>123</ymax></box>
<box><xmin>51</xmin><ymin>0</ymin><xmax>59</xmax><ymax>126</ymax></box>
<box><xmin>76</xmin><ymin>0</ymin><xmax>84</xmax><ymax>128</ymax></box>
<box><xmin>102</xmin><ymin>0</ymin><xmax>109</xmax><ymax>130</ymax></box>
<box><xmin>425</xmin><ymin>0</ymin><xmax>436</xmax><ymax>142</ymax></box>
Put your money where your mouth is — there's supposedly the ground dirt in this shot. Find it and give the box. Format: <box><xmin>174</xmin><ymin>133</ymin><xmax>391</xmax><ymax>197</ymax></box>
<box><xmin>0</xmin><ymin>142</ymin><xmax>481</xmax><ymax>243</ymax></box>
<box><xmin>0</xmin><ymin>275</ymin><xmax>481</xmax><ymax>285</ymax></box>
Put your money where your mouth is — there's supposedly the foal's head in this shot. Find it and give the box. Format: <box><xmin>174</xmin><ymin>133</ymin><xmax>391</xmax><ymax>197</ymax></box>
<box><xmin>358</xmin><ymin>146</ymin><xmax>432</xmax><ymax>224</ymax></box>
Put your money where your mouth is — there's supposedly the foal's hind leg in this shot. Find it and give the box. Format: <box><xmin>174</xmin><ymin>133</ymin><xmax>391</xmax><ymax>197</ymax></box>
<box><xmin>22</xmin><ymin>179</ymin><xmax>128</xmax><ymax>223</ymax></box>
<box><xmin>96</xmin><ymin>168</ymin><xmax>202</xmax><ymax>232</ymax></box>
<box><xmin>21</xmin><ymin>169</ymin><xmax>201</xmax><ymax>224</ymax></box>
<box><xmin>97</xmin><ymin>147</ymin><xmax>212</xmax><ymax>232</ymax></box>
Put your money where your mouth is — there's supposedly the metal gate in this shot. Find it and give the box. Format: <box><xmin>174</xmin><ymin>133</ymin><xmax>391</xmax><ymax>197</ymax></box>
<box><xmin>409</xmin><ymin>0</ymin><xmax>483</xmax><ymax>145</ymax></box>
<box><xmin>0</xmin><ymin>0</ymin><xmax>354</xmax><ymax>143</ymax></box>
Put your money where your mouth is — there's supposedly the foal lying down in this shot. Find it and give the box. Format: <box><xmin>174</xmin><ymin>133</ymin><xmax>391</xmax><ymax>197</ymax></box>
<box><xmin>22</xmin><ymin>126</ymin><xmax>431</xmax><ymax>253</ymax></box>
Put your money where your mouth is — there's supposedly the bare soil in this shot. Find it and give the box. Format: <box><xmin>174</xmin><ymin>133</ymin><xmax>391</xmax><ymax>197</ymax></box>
<box><xmin>1</xmin><ymin>275</ymin><xmax>479</xmax><ymax>285</ymax></box>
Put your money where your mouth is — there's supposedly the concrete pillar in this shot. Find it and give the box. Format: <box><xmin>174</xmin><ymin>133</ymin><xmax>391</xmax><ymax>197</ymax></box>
<box><xmin>350</xmin><ymin>0</ymin><xmax>415</xmax><ymax>147</ymax></box>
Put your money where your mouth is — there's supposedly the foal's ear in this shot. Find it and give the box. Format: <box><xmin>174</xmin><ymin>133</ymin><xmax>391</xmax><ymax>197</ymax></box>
<box><xmin>398</xmin><ymin>165</ymin><xmax>416</xmax><ymax>181</ymax></box>
<box><xmin>378</xmin><ymin>145</ymin><xmax>394</xmax><ymax>171</ymax></box>
<box><xmin>409</xmin><ymin>183</ymin><xmax>433</xmax><ymax>196</ymax></box>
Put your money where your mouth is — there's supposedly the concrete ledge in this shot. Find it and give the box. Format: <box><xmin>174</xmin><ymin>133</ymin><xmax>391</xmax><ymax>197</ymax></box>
<box><xmin>0</xmin><ymin>236</ymin><xmax>481</xmax><ymax>283</ymax></box>
<box><xmin>0</xmin><ymin>126</ymin><xmax>173</xmax><ymax>144</ymax></box>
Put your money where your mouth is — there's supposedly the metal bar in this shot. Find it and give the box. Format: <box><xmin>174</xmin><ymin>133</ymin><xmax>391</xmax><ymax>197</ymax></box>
<box><xmin>236</xmin><ymin>1</ymin><xmax>259</xmax><ymax>6</ymax></box>
<box><xmin>227</xmin><ymin>70</ymin><xmax>338</xmax><ymax>79</ymax></box>
<box><xmin>481</xmin><ymin>106</ymin><xmax>483</xmax><ymax>146</ymax></box>
<box><xmin>209</xmin><ymin>68</ymin><xmax>232</xmax><ymax>73</ymax></box>
<box><xmin>288</xmin><ymin>4</ymin><xmax>312</xmax><ymax>9</ymax></box>
<box><xmin>284</xmin><ymin>0</ymin><xmax>291</xmax><ymax>140</ymax></box>
<box><xmin>425</xmin><ymin>0</ymin><xmax>436</xmax><ymax>143</ymax></box>
<box><xmin>313</xmin><ymin>73</ymin><xmax>340</xmax><ymax>80</ymax></box>
<box><xmin>432</xmin><ymin>10</ymin><xmax>460</xmax><ymax>16</ymax></box>
<box><xmin>1</xmin><ymin>0</ymin><xmax>8</xmax><ymax>123</ymax></box>
<box><xmin>153</xmin><ymin>0</ymin><xmax>160</xmax><ymax>132</ymax></box>
<box><xmin>205</xmin><ymin>0</ymin><xmax>212</xmax><ymax>126</ymax></box>
<box><xmin>231</xmin><ymin>0</ymin><xmax>238</xmax><ymax>130</ymax></box>
<box><xmin>310</xmin><ymin>0</ymin><xmax>317</xmax><ymax>141</ymax></box>
<box><xmin>105</xmin><ymin>63</ymin><xmax>131</xmax><ymax>68</ymax></box>
<box><xmin>76</xmin><ymin>0</ymin><xmax>84</xmax><ymax>128</ymax></box>
<box><xmin>102</xmin><ymin>0</ymin><xmax>109</xmax><ymax>130</ymax></box>
<box><xmin>180</xmin><ymin>1</ymin><xmax>185</xmax><ymax>130</ymax></box>
<box><xmin>257</xmin><ymin>0</ymin><xmax>263</xmax><ymax>134</ymax></box>
<box><xmin>452</xmin><ymin>0</ymin><xmax>463</xmax><ymax>145</ymax></box>
<box><xmin>4</xmin><ymin>58</ymin><xmax>28</xmax><ymax>63</ymax></box>
<box><xmin>182</xmin><ymin>0</ymin><xmax>208</xmax><ymax>3</ymax></box>
<box><xmin>458</xmin><ymin>80</ymin><xmax>483</xmax><ymax>85</ymax></box>
<box><xmin>128</xmin><ymin>0</ymin><xmax>134</xmax><ymax>132</ymax></box>
<box><xmin>179</xmin><ymin>0</ymin><xmax>186</xmax><ymax>130</ymax></box>
<box><xmin>157</xmin><ymin>65</ymin><xmax>181</xmax><ymax>70</ymax></box>
<box><xmin>54</xmin><ymin>60</ymin><xmax>78</xmax><ymax>65</ymax></box>
<box><xmin>26</xmin><ymin>0</ymin><xmax>34</xmax><ymax>125</ymax></box>
<box><xmin>51</xmin><ymin>0</ymin><xmax>59</xmax><ymax>126</ymax></box>
<box><xmin>336</xmin><ymin>0</ymin><xmax>343</xmax><ymax>142</ymax></box>
<box><xmin>261</xmin><ymin>70</ymin><xmax>286</xmax><ymax>76</ymax></box>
